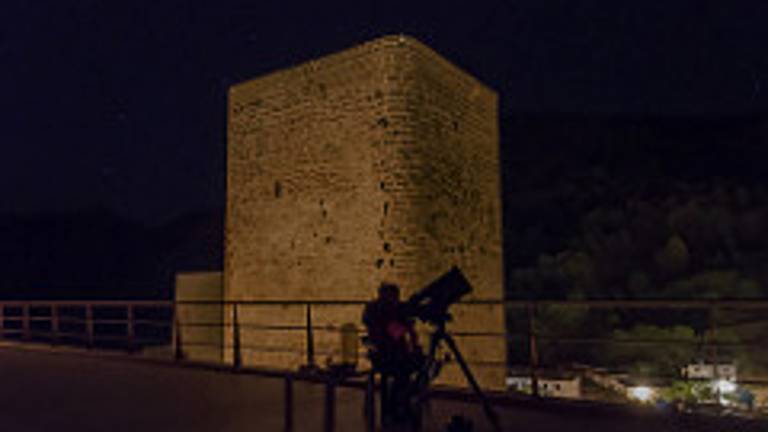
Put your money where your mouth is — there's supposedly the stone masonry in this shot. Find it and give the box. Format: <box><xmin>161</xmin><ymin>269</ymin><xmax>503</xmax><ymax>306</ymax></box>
<box><xmin>226</xmin><ymin>35</ymin><xmax>504</xmax><ymax>388</ymax></box>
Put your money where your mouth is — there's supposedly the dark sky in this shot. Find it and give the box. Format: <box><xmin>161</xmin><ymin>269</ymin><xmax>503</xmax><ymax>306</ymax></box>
<box><xmin>2</xmin><ymin>0</ymin><xmax>767</xmax><ymax>223</ymax></box>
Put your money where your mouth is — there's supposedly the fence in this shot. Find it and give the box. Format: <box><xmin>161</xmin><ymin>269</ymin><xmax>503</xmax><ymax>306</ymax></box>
<box><xmin>0</xmin><ymin>300</ymin><xmax>172</xmax><ymax>348</ymax></box>
<box><xmin>2</xmin><ymin>299</ymin><xmax>768</xmax><ymax>430</ymax></box>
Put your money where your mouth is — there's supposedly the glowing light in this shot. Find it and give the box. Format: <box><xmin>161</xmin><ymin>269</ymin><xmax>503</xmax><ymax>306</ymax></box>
<box><xmin>713</xmin><ymin>379</ymin><xmax>738</xmax><ymax>406</ymax></box>
<box><xmin>629</xmin><ymin>386</ymin><xmax>655</xmax><ymax>403</ymax></box>
<box><xmin>714</xmin><ymin>379</ymin><xmax>737</xmax><ymax>394</ymax></box>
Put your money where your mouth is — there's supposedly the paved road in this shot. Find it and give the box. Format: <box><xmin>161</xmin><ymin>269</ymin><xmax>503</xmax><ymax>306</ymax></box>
<box><xmin>0</xmin><ymin>345</ymin><xmax>766</xmax><ymax>432</ymax></box>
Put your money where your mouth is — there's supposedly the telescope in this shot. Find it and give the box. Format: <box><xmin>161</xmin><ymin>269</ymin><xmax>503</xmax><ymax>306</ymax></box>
<box><xmin>405</xmin><ymin>266</ymin><xmax>472</xmax><ymax>325</ymax></box>
<box><xmin>403</xmin><ymin>266</ymin><xmax>501</xmax><ymax>431</ymax></box>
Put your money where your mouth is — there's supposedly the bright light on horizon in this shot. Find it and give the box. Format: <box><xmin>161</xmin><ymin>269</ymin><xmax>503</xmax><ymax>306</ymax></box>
<box><xmin>714</xmin><ymin>379</ymin><xmax>737</xmax><ymax>394</ymax></box>
<box><xmin>629</xmin><ymin>386</ymin><xmax>655</xmax><ymax>403</ymax></box>
<box><xmin>714</xmin><ymin>379</ymin><xmax>738</xmax><ymax>406</ymax></box>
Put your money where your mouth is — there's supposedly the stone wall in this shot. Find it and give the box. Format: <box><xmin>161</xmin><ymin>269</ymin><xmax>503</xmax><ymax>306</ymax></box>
<box><xmin>226</xmin><ymin>35</ymin><xmax>504</xmax><ymax>387</ymax></box>
<box><xmin>175</xmin><ymin>272</ymin><xmax>224</xmax><ymax>364</ymax></box>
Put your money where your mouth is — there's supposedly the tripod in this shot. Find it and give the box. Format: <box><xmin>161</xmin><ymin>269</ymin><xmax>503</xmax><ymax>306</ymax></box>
<box><xmin>411</xmin><ymin>317</ymin><xmax>502</xmax><ymax>432</ymax></box>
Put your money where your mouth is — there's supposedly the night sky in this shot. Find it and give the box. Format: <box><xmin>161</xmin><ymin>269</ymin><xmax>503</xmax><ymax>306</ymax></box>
<box><xmin>2</xmin><ymin>1</ymin><xmax>768</xmax><ymax>297</ymax></box>
<box><xmin>2</xmin><ymin>0</ymin><xmax>767</xmax><ymax>222</ymax></box>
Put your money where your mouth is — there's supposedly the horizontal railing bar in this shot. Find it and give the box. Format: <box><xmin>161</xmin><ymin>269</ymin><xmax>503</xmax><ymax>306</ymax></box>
<box><xmin>239</xmin><ymin>345</ymin><xmax>306</xmax><ymax>354</ymax></box>
<box><xmin>239</xmin><ymin>325</ymin><xmax>314</xmax><ymax>331</ymax></box>
<box><xmin>0</xmin><ymin>301</ymin><xmax>172</xmax><ymax>307</ymax></box>
<box><xmin>532</xmin><ymin>337</ymin><xmax>768</xmax><ymax>349</ymax></box>
<box><xmin>179</xmin><ymin>342</ymin><xmax>223</xmax><ymax>347</ymax></box>
<box><xmin>55</xmin><ymin>332</ymin><xmax>89</xmax><ymax>338</ymax></box>
<box><xmin>176</xmin><ymin>298</ymin><xmax>768</xmax><ymax>309</ymax></box>
<box><xmin>176</xmin><ymin>322</ymin><xmax>225</xmax><ymax>328</ymax></box>
<box><xmin>132</xmin><ymin>320</ymin><xmax>172</xmax><ymax>326</ymax></box>
<box><xmin>1</xmin><ymin>317</ymin><xmax>172</xmax><ymax>325</ymax></box>
<box><xmin>92</xmin><ymin>334</ymin><xmax>132</xmax><ymax>342</ymax></box>
<box><xmin>496</xmin><ymin>299</ymin><xmax>768</xmax><ymax>309</ymax></box>
<box><xmin>90</xmin><ymin>319</ymin><xmax>134</xmax><ymax>325</ymax></box>
<box><xmin>4</xmin><ymin>299</ymin><xmax>768</xmax><ymax>309</ymax></box>
<box><xmin>132</xmin><ymin>339</ymin><xmax>168</xmax><ymax>344</ymax></box>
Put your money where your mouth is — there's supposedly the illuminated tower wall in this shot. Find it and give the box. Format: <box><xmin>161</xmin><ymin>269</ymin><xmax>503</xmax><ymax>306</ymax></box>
<box><xmin>226</xmin><ymin>36</ymin><xmax>504</xmax><ymax>387</ymax></box>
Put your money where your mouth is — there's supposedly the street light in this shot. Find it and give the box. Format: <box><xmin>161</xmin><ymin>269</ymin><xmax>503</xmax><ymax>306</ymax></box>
<box><xmin>629</xmin><ymin>386</ymin><xmax>655</xmax><ymax>403</ymax></box>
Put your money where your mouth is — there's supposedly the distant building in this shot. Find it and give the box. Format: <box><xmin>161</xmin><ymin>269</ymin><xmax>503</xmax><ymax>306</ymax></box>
<box><xmin>507</xmin><ymin>373</ymin><xmax>581</xmax><ymax>399</ymax></box>
<box><xmin>682</xmin><ymin>362</ymin><xmax>737</xmax><ymax>381</ymax></box>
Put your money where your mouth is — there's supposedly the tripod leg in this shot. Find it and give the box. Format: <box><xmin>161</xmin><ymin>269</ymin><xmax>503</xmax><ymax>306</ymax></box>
<box><xmin>408</xmin><ymin>333</ymin><xmax>441</xmax><ymax>432</ymax></box>
<box><xmin>424</xmin><ymin>333</ymin><xmax>441</xmax><ymax>384</ymax></box>
<box><xmin>442</xmin><ymin>333</ymin><xmax>502</xmax><ymax>432</ymax></box>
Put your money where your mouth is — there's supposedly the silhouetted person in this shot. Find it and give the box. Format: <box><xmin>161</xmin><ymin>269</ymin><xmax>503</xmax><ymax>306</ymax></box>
<box><xmin>363</xmin><ymin>283</ymin><xmax>423</xmax><ymax>428</ymax></box>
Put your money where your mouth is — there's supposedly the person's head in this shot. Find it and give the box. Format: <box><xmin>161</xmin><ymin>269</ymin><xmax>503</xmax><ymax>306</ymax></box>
<box><xmin>378</xmin><ymin>282</ymin><xmax>400</xmax><ymax>304</ymax></box>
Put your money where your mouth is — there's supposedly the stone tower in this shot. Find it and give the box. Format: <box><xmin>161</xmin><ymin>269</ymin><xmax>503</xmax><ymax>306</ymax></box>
<box><xmin>226</xmin><ymin>35</ymin><xmax>504</xmax><ymax>387</ymax></box>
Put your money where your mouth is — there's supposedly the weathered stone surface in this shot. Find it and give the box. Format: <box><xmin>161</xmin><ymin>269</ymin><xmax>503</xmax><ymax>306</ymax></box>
<box><xmin>226</xmin><ymin>35</ymin><xmax>504</xmax><ymax>388</ymax></box>
<box><xmin>175</xmin><ymin>272</ymin><xmax>224</xmax><ymax>364</ymax></box>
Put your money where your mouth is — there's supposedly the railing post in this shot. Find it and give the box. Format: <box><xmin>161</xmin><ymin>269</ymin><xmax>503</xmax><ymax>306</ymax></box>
<box><xmin>284</xmin><ymin>375</ymin><xmax>294</xmax><ymax>432</ymax></box>
<box><xmin>174</xmin><ymin>303</ymin><xmax>185</xmax><ymax>361</ymax></box>
<box><xmin>324</xmin><ymin>379</ymin><xmax>336</xmax><ymax>432</ymax></box>
<box><xmin>306</xmin><ymin>304</ymin><xmax>316</xmax><ymax>369</ymax></box>
<box><xmin>527</xmin><ymin>302</ymin><xmax>540</xmax><ymax>397</ymax></box>
<box><xmin>710</xmin><ymin>303</ymin><xmax>719</xmax><ymax>369</ymax></box>
<box><xmin>232</xmin><ymin>303</ymin><xmax>242</xmax><ymax>369</ymax></box>
<box><xmin>51</xmin><ymin>305</ymin><xmax>59</xmax><ymax>343</ymax></box>
<box><xmin>365</xmin><ymin>370</ymin><xmax>376</xmax><ymax>432</ymax></box>
<box><xmin>85</xmin><ymin>304</ymin><xmax>95</xmax><ymax>347</ymax></box>
<box><xmin>22</xmin><ymin>304</ymin><xmax>31</xmax><ymax>340</ymax></box>
<box><xmin>126</xmin><ymin>304</ymin><xmax>135</xmax><ymax>350</ymax></box>
<box><xmin>709</xmin><ymin>303</ymin><xmax>721</xmax><ymax>400</ymax></box>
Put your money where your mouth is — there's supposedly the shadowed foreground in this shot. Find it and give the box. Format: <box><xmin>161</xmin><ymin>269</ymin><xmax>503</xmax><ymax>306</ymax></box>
<box><xmin>0</xmin><ymin>345</ymin><xmax>765</xmax><ymax>432</ymax></box>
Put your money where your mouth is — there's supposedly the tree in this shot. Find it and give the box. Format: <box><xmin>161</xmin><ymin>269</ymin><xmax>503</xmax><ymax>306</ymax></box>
<box><xmin>654</xmin><ymin>234</ymin><xmax>690</xmax><ymax>279</ymax></box>
<box><xmin>605</xmin><ymin>325</ymin><xmax>697</xmax><ymax>377</ymax></box>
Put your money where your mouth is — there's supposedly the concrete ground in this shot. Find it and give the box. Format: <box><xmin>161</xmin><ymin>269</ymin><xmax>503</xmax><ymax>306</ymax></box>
<box><xmin>0</xmin><ymin>344</ymin><xmax>765</xmax><ymax>432</ymax></box>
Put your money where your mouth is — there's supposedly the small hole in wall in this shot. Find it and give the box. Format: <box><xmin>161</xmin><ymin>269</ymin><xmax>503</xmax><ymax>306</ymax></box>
<box><xmin>380</xmin><ymin>181</ymin><xmax>386</xmax><ymax>190</ymax></box>
<box><xmin>383</xmin><ymin>243</ymin><xmax>391</xmax><ymax>252</ymax></box>
<box><xmin>274</xmin><ymin>181</ymin><xmax>282</xmax><ymax>198</ymax></box>
<box><xmin>375</xmin><ymin>259</ymin><xmax>384</xmax><ymax>269</ymax></box>
<box><xmin>377</xmin><ymin>117</ymin><xmax>389</xmax><ymax>128</ymax></box>
<box><xmin>389</xmin><ymin>259</ymin><xmax>395</xmax><ymax>267</ymax></box>
<box><xmin>383</xmin><ymin>202</ymin><xmax>389</xmax><ymax>216</ymax></box>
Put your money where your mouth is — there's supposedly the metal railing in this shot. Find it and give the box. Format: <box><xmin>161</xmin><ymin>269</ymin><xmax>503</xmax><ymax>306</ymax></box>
<box><xmin>0</xmin><ymin>300</ymin><xmax>173</xmax><ymax>348</ymax></box>
<box><xmin>4</xmin><ymin>298</ymin><xmax>768</xmax><ymax>357</ymax></box>
<box><xmin>2</xmin><ymin>298</ymin><xmax>768</xmax><ymax>431</ymax></box>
